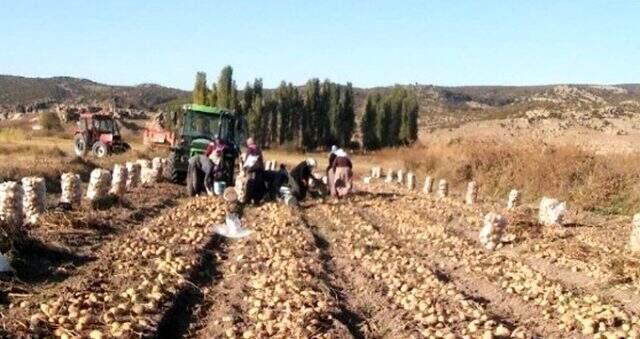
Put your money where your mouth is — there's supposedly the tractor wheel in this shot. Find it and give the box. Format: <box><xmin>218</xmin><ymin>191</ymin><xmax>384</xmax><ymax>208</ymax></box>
<box><xmin>73</xmin><ymin>135</ymin><xmax>87</xmax><ymax>157</ymax></box>
<box><xmin>164</xmin><ymin>155</ymin><xmax>182</xmax><ymax>183</ymax></box>
<box><xmin>92</xmin><ymin>142</ymin><xmax>109</xmax><ymax>158</ymax></box>
<box><xmin>186</xmin><ymin>163</ymin><xmax>198</xmax><ymax>197</ymax></box>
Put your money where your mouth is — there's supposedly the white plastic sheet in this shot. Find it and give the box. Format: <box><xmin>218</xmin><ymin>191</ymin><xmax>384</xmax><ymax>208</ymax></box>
<box><xmin>214</xmin><ymin>213</ymin><xmax>251</xmax><ymax>238</ymax></box>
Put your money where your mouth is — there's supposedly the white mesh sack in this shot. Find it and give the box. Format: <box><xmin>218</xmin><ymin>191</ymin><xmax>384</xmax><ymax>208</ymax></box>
<box><xmin>86</xmin><ymin>169</ymin><xmax>111</xmax><ymax>201</ymax></box>
<box><xmin>126</xmin><ymin>162</ymin><xmax>141</xmax><ymax>189</ymax></box>
<box><xmin>507</xmin><ymin>189</ymin><xmax>520</xmax><ymax>209</ymax></box>
<box><xmin>437</xmin><ymin>179</ymin><xmax>448</xmax><ymax>198</ymax></box>
<box><xmin>21</xmin><ymin>177</ymin><xmax>46</xmax><ymax>224</ymax></box>
<box><xmin>0</xmin><ymin>181</ymin><xmax>24</xmax><ymax>227</ymax></box>
<box><xmin>60</xmin><ymin>172</ymin><xmax>82</xmax><ymax>205</ymax></box>
<box><xmin>423</xmin><ymin>176</ymin><xmax>433</xmax><ymax>194</ymax></box>
<box><xmin>465</xmin><ymin>181</ymin><xmax>478</xmax><ymax>205</ymax></box>
<box><xmin>406</xmin><ymin>173</ymin><xmax>416</xmax><ymax>190</ymax></box>
<box><xmin>538</xmin><ymin>197</ymin><xmax>566</xmax><ymax>226</ymax></box>
<box><xmin>110</xmin><ymin>164</ymin><xmax>128</xmax><ymax>196</ymax></box>
<box><xmin>479</xmin><ymin>212</ymin><xmax>507</xmax><ymax>250</ymax></box>
<box><xmin>151</xmin><ymin>157</ymin><xmax>164</xmax><ymax>181</ymax></box>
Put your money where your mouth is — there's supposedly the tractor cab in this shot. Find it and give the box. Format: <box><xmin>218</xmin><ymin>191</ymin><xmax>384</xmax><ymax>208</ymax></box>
<box><xmin>164</xmin><ymin>104</ymin><xmax>247</xmax><ymax>184</ymax></box>
<box><xmin>73</xmin><ymin>113</ymin><xmax>130</xmax><ymax>158</ymax></box>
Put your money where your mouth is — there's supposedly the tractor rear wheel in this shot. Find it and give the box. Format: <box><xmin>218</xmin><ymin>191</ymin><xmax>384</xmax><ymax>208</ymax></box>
<box><xmin>164</xmin><ymin>155</ymin><xmax>182</xmax><ymax>183</ymax></box>
<box><xmin>92</xmin><ymin>142</ymin><xmax>109</xmax><ymax>158</ymax></box>
<box><xmin>73</xmin><ymin>135</ymin><xmax>87</xmax><ymax>157</ymax></box>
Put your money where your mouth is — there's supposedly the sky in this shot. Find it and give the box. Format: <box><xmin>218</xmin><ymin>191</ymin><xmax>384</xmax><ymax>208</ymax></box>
<box><xmin>0</xmin><ymin>0</ymin><xmax>639</xmax><ymax>90</ymax></box>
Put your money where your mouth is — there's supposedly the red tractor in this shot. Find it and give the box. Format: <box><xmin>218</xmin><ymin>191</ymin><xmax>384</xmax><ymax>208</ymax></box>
<box><xmin>73</xmin><ymin>113</ymin><xmax>130</xmax><ymax>158</ymax></box>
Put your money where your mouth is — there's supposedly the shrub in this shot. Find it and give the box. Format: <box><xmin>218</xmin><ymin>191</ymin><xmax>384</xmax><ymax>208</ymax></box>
<box><xmin>372</xmin><ymin>138</ymin><xmax>640</xmax><ymax>215</ymax></box>
<box><xmin>39</xmin><ymin>112</ymin><xmax>63</xmax><ymax>131</ymax></box>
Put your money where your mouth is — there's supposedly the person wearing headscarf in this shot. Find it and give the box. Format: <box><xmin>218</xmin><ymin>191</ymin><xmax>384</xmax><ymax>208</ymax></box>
<box><xmin>206</xmin><ymin>138</ymin><xmax>227</xmax><ymax>181</ymax></box>
<box><xmin>326</xmin><ymin>145</ymin><xmax>338</xmax><ymax>185</ymax></box>
<box><xmin>205</xmin><ymin>138</ymin><xmax>226</xmax><ymax>158</ymax></box>
<box><xmin>242</xmin><ymin>137</ymin><xmax>266</xmax><ymax>204</ymax></box>
<box><xmin>187</xmin><ymin>154</ymin><xmax>215</xmax><ymax>196</ymax></box>
<box><xmin>289</xmin><ymin>158</ymin><xmax>317</xmax><ymax>201</ymax></box>
<box><xmin>330</xmin><ymin>148</ymin><xmax>352</xmax><ymax>198</ymax></box>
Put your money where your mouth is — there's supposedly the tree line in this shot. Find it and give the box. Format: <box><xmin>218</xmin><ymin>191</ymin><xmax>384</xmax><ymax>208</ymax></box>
<box><xmin>361</xmin><ymin>86</ymin><xmax>419</xmax><ymax>150</ymax></box>
<box><xmin>191</xmin><ymin>66</ymin><xmax>418</xmax><ymax>150</ymax></box>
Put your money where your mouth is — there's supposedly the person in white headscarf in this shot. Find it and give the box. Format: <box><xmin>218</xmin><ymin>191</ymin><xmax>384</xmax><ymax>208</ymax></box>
<box><xmin>326</xmin><ymin>145</ymin><xmax>338</xmax><ymax>190</ymax></box>
<box><xmin>330</xmin><ymin>148</ymin><xmax>352</xmax><ymax>198</ymax></box>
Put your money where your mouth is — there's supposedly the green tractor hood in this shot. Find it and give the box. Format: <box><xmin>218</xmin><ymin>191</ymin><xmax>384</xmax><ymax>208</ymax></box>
<box><xmin>189</xmin><ymin>138</ymin><xmax>211</xmax><ymax>157</ymax></box>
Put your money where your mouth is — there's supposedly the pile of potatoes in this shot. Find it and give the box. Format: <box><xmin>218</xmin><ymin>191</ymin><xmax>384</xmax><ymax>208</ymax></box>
<box><xmin>367</xmin><ymin>193</ymin><xmax>640</xmax><ymax>338</ymax></box>
<box><xmin>21</xmin><ymin>197</ymin><xmax>226</xmax><ymax>338</ymax></box>
<box><xmin>321</xmin><ymin>202</ymin><xmax>520</xmax><ymax>338</ymax></box>
<box><xmin>213</xmin><ymin>203</ymin><xmax>338</xmax><ymax>338</ymax></box>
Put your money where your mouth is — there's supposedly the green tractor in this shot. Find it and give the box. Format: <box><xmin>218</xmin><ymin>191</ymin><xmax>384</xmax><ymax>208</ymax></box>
<box><xmin>144</xmin><ymin>104</ymin><xmax>246</xmax><ymax>185</ymax></box>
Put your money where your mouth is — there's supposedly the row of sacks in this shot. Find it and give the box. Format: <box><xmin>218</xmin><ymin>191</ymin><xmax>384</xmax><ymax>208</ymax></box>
<box><xmin>480</xmin><ymin>205</ymin><xmax>640</xmax><ymax>253</ymax></box>
<box><xmin>368</xmin><ymin>167</ymin><xmax>520</xmax><ymax>207</ymax></box>
<box><xmin>371</xmin><ymin>166</ymin><xmax>640</xmax><ymax>252</ymax></box>
<box><xmin>0</xmin><ymin>158</ymin><xmax>165</xmax><ymax>227</ymax></box>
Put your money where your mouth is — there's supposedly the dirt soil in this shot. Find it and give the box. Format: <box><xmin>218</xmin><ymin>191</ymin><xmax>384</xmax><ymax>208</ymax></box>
<box><xmin>1</xmin><ymin>175</ymin><xmax>640</xmax><ymax>338</ymax></box>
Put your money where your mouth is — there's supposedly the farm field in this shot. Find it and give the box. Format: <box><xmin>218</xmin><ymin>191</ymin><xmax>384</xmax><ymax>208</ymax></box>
<box><xmin>1</xmin><ymin>148</ymin><xmax>640</xmax><ymax>338</ymax></box>
<box><xmin>2</xmin><ymin>0</ymin><xmax>639</xmax><ymax>337</ymax></box>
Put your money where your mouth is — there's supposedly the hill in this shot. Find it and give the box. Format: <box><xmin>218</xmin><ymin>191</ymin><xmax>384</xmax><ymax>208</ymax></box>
<box><xmin>0</xmin><ymin>75</ymin><xmax>189</xmax><ymax>111</ymax></box>
<box><xmin>2</xmin><ymin>74</ymin><xmax>640</xmax><ymax>135</ymax></box>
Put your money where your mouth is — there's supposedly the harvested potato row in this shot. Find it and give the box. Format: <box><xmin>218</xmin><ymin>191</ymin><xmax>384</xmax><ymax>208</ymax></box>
<box><xmin>210</xmin><ymin>203</ymin><xmax>342</xmax><ymax>338</ymax></box>
<box><xmin>368</xmin><ymin>194</ymin><xmax>640</xmax><ymax>338</ymax></box>
<box><xmin>319</xmin><ymin>202</ymin><xmax>520</xmax><ymax>338</ymax></box>
<box><xmin>18</xmin><ymin>197</ymin><xmax>227</xmax><ymax>338</ymax></box>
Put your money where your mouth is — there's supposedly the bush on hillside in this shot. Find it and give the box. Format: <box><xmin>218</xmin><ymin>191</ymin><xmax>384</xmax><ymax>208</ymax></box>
<box><xmin>39</xmin><ymin>112</ymin><xmax>63</xmax><ymax>131</ymax></box>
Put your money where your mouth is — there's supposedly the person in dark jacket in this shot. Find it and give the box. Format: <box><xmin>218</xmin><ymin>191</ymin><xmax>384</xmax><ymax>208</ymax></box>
<box><xmin>187</xmin><ymin>155</ymin><xmax>215</xmax><ymax>196</ymax></box>
<box><xmin>289</xmin><ymin>158</ymin><xmax>317</xmax><ymax>200</ymax></box>
<box><xmin>242</xmin><ymin>137</ymin><xmax>266</xmax><ymax>204</ymax></box>
<box><xmin>264</xmin><ymin>164</ymin><xmax>289</xmax><ymax>201</ymax></box>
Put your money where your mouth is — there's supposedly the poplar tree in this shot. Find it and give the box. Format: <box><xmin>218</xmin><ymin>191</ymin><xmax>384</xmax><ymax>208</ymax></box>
<box><xmin>248</xmin><ymin>94</ymin><xmax>263</xmax><ymax>143</ymax></box>
<box><xmin>375</xmin><ymin>94</ymin><xmax>390</xmax><ymax>146</ymax></box>
<box><xmin>339</xmin><ymin>83</ymin><xmax>355</xmax><ymax>146</ymax></box>
<box><xmin>217</xmin><ymin>66</ymin><xmax>234</xmax><ymax>109</ymax></box>
<box><xmin>242</xmin><ymin>82</ymin><xmax>254</xmax><ymax>114</ymax></box>
<box><xmin>361</xmin><ymin>95</ymin><xmax>378</xmax><ymax>150</ymax></box>
<box><xmin>302</xmin><ymin>79</ymin><xmax>320</xmax><ymax>149</ymax></box>
<box><xmin>192</xmin><ymin>72</ymin><xmax>208</xmax><ymax>105</ymax></box>
<box><xmin>208</xmin><ymin>83</ymin><xmax>218</xmax><ymax>107</ymax></box>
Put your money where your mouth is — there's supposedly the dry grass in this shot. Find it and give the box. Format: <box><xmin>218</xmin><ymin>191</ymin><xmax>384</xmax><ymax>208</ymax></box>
<box><xmin>0</xmin><ymin>131</ymin><xmax>168</xmax><ymax>194</ymax></box>
<box><xmin>368</xmin><ymin>138</ymin><xmax>640</xmax><ymax>215</ymax></box>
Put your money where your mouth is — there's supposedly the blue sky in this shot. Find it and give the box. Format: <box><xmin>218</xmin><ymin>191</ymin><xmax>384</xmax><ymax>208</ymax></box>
<box><xmin>1</xmin><ymin>0</ymin><xmax>638</xmax><ymax>89</ymax></box>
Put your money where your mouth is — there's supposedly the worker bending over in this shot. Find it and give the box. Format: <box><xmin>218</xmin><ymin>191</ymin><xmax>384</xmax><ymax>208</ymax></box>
<box><xmin>330</xmin><ymin>148</ymin><xmax>352</xmax><ymax>198</ymax></box>
<box><xmin>289</xmin><ymin>158</ymin><xmax>317</xmax><ymax>201</ymax></box>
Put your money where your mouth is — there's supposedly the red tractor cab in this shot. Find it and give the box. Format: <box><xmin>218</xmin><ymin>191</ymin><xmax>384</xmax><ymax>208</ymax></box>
<box><xmin>73</xmin><ymin>113</ymin><xmax>130</xmax><ymax>157</ymax></box>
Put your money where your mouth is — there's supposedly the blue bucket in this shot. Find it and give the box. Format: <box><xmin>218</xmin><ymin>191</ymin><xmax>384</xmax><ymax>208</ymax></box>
<box><xmin>214</xmin><ymin>181</ymin><xmax>226</xmax><ymax>196</ymax></box>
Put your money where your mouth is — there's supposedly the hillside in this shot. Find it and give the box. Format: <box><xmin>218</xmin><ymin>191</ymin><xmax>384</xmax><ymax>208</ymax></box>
<box><xmin>3</xmin><ymin>74</ymin><xmax>640</xmax><ymax>136</ymax></box>
<box><xmin>0</xmin><ymin>75</ymin><xmax>188</xmax><ymax>111</ymax></box>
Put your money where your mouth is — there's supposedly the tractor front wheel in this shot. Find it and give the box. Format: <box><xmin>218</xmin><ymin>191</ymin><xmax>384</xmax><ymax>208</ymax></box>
<box><xmin>92</xmin><ymin>142</ymin><xmax>109</xmax><ymax>158</ymax></box>
<box><xmin>73</xmin><ymin>135</ymin><xmax>87</xmax><ymax>157</ymax></box>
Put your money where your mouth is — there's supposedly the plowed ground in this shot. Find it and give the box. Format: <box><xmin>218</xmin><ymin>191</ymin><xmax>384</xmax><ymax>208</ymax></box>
<box><xmin>2</xmin><ymin>179</ymin><xmax>640</xmax><ymax>338</ymax></box>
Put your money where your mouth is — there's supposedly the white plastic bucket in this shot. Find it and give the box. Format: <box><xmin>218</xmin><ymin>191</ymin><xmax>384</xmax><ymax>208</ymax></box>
<box><xmin>214</xmin><ymin>181</ymin><xmax>226</xmax><ymax>196</ymax></box>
